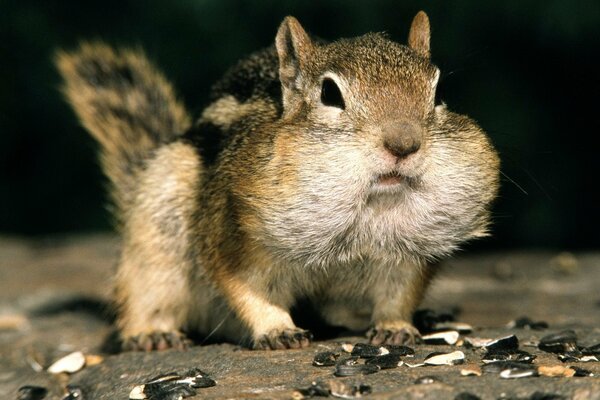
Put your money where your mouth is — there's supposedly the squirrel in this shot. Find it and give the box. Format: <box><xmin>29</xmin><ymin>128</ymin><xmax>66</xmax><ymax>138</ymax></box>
<box><xmin>56</xmin><ymin>11</ymin><xmax>499</xmax><ymax>351</ymax></box>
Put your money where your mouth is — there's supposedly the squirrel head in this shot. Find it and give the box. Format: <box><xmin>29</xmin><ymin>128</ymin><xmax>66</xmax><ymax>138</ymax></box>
<box><xmin>239</xmin><ymin>12</ymin><xmax>499</xmax><ymax>265</ymax></box>
<box><xmin>275</xmin><ymin>12</ymin><xmax>441</xmax><ymax>175</ymax></box>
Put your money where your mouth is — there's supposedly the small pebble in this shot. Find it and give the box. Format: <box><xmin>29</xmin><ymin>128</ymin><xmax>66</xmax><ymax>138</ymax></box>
<box><xmin>329</xmin><ymin>380</ymin><xmax>371</xmax><ymax>398</ymax></box>
<box><xmin>47</xmin><ymin>351</ymin><xmax>86</xmax><ymax>374</ymax></box>
<box><xmin>340</xmin><ymin>343</ymin><xmax>354</xmax><ymax>353</ymax></box>
<box><xmin>424</xmin><ymin>351</ymin><xmax>465</xmax><ymax>366</ymax></box>
<box><xmin>550</xmin><ymin>252</ymin><xmax>579</xmax><ymax>275</ymax></box>
<box><xmin>538</xmin><ymin>365</ymin><xmax>576</xmax><ymax>377</ymax></box>
<box><xmin>17</xmin><ymin>386</ymin><xmax>47</xmax><ymax>400</ymax></box>
<box><xmin>460</xmin><ymin>364</ymin><xmax>482</xmax><ymax>377</ymax></box>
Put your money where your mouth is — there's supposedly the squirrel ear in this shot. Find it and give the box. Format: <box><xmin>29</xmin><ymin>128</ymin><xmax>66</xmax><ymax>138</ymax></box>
<box><xmin>276</xmin><ymin>16</ymin><xmax>313</xmax><ymax>89</ymax></box>
<box><xmin>408</xmin><ymin>11</ymin><xmax>431</xmax><ymax>58</ymax></box>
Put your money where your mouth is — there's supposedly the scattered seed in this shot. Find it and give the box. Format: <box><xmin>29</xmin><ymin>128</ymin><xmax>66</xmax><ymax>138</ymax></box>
<box><xmin>484</xmin><ymin>335</ymin><xmax>519</xmax><ymax>352</ymax></box>
<box><xmin>351</xmin><ymin>343</ymin><xmax>385</xmax><ymax>358</ymax></box>
<box><xmin>381</xmin><ymin>344</ymin><xmax>415</xmax><ymax>356</ymax></box>
<box><xmin>424</xmin><ymin>351</ymin><xmax>465</xmax><ymax>366</ymax></box>
<box><xmin>422</xmin><ymin>331</ymin><xmax>460</xmax><ymax>345</ymax></box>
<box><xmin>507</xmin><ymin>316</ymin><xmax>549</xmax><ymax>330</ymax></box>
<box><xmin>499</xmin><ymin>367</ymin><xmax>538</xmax><ymax>379</ymax></box>
<box><xmin>582</xmin><ymin>343</ymin><xmax>600</xmax><ymax>356</ymax></box>
<box><xmin>569</xmin><ymin>366</ymin><xmax>593</xmax><ymax>377</ymax></box>
<box><xmin>463</xmin><ymin>337</ymin><xmax>493</xmax><ymax>348</ymax></box>
<box><xmin>17</xmin><ymin>386</ymin><xmax>47</xmax><ymax>400</ymax></box>
<box><xmin>538</xmin><ymin>365</ymin><xmax>576</xmax><ymax>377</ymax></box>
<box><xmin>404</xmin><ymin>362</ymin><xmax>426</xmax><ymax>368</ymax></box>
<box><xmin>47</xmin><ymin>351</ymin><xmax>86</xmax><ymax>374</ymax></box>
<box><xmin>558</xmin><ymin>352</ymin><xmax>598</xmax><ymax>363</ymax></box>
<box><xmin>414</xmin><ymin>375</ymin><xmax>440</xmax><ymax>384</ymax></box>
<box><xmin>129</xmin><ymin>368</ymin><xmax>215</xmax><ymax>400</ymax></box>
<box><xmin>482</xmin><ymin>361</ymin><xmax>533</xmax><ymax>374</ymax></box>
<box><xmin>460</xmin><ymin>364</ymin><xmax>482</xmax><ymax>376</ymax></box>
<box><xmin>334</xmin><ymin>363</ymin><xmax>380</xmax><ymax>377</ymax></box>
<box><xmin>335</xmin><ymin>356</ymin><xmax>359</xmax><ymax>366</ymax></box>
<box><xmin>538</xmin><ymin>330</ymin><xmax>578</xmax><ymax>353</ymax></box>
<box><xmin>313</xmin><ymin>352</ymin><xmax>340</xmax><ymax>367</ymax></box>
<box><xmin>482</xmin><ymin>349</ymin><xmax>535</xmax><ymax>364</ymax></box>
<box><xmin>365</xmin><ymin>354</ymin><xmax>403</xmax><ymax>369</ymax></box>
<box><xmin>62</xmin><ymin>385</ymin><xmax>83</xmax><ymax>400</ymax></box>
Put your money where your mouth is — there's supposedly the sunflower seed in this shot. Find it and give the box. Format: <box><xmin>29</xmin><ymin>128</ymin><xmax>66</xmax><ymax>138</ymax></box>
<box><xmin>570</xmin><ymin>366</ymin><xmax>593</xmax><ymax>377</ymax></box>
<box><xmin>62</xmin><ymin>385</ymin><xmax>83</xmax><ymax>400</ymax></box>
<box><xmin>538</xmin><ymin>330</ymin><xmax>578</xmax><ymax>353</ymax></box>
<box><xmin>365</xmin><ymin>354</ymin><xmax>403</xmax><ymax>369</ymax></box>
<box><xmin>381</xmin><ymin>344</ymin><xmax>414</xmax><ymax>356</ymax></box>
<box><xmin>434</xmin><ymin>322</ymin><xmax>473</xmax><ymax>334</ymax></box>
<box><xmin>482</xmin><ymin>361</ymin><xmax>533</xmax><ymax>374</ymax></box>
<box><xmin>424</xmin><ymin>351</ymin><xmax>465</xmax><ymax>366</ymax></box>
<box><xmin>454</xmin><ymin>393</ymin><xmax>481</xmax><ymax>400</ymax></box>
<box><xmin>484</xmin><ymin>335</ymin><xmax>519</xmax><ymax>352</ymax></box>
<box><xmin>17</xmin><ymin>386</ymin><xmax>47</xmax><ymax>400</ymax></box>
<box><xmin>129</xmin><ymin>368</ymin><xmax>215</xmax><ymax>400</ymax></box>
<box><xmin>334</xmin><ymin>363</ymin><xmax>380</xmax><ymax>377</ymax></box>
<box><xmin>499</xmin><ymin>367</ymin><xmax>538</xmax><ymax>379</ymax></box>
<box><xmin>422</xmin><ymin>331</ymin><xmax>459</xmax><ymax>345</ymax></box>
<box><xmin>351</xmin><ymin>343</ymin><xmax>384</xmax><ymax>358</ymax></box>
<box><xmin>47</xmin><ymin>351</ymin><xmax>86</xmax><ymax>374</ymax></box>
<box><xmin>313</xmin><ymin>352</ymin><xmax>340</xmax><ymax>367</ymax></box>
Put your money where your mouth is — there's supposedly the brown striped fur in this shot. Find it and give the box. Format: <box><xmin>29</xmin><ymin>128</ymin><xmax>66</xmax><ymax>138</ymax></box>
<box><xmin>56</xmin><ymin>11</ymin><xmax>500</xmax><ymax>350</ymax></box>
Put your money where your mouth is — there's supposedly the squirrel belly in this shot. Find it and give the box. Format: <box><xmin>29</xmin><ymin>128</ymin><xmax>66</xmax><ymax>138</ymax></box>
<box><xmin>57</xmin><ymin>11</ymin><xmax>499</xmax><ymax>351</ymax></box>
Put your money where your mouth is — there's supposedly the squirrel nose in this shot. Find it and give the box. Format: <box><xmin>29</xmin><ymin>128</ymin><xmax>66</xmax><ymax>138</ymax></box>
<box><xmin>382</xmin><ymin>122</ymin><xmax>422</xmax><ymax>160</ymax></box>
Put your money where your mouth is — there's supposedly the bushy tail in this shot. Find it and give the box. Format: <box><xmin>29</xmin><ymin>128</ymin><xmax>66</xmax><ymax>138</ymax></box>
<box><xmin>55</xmin><ymin>42</ymin><xmax>191</xmax><ymax>214</ymax></box>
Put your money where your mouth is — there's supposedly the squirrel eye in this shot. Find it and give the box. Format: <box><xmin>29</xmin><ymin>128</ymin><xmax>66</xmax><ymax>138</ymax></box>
<box><xmin>320</xmin><ymin>78</ymin><xmax>345</xmax><ymax>109</ymax></box>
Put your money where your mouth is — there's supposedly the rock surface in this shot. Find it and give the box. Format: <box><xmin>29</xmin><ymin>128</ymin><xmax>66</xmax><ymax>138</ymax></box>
<box><xmin>1</xmin><ymin>235</ymin><xmax>599</xmax><ymax>399</ymax></box>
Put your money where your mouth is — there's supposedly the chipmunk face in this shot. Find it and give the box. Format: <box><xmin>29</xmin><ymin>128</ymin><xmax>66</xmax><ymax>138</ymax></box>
<box><xmin>241</xmin><ymin>13</ymin><xmax>499</xmax><ymax>266</ymax></box>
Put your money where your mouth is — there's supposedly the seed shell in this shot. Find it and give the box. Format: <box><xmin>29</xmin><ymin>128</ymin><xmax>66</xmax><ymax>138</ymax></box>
<box><xmin>17</xmin><ymin>386</ymin><xmax>48</xmax><ymax>400</ymax></box>
<box><xmin>424</xmin><ymin>351</ymin><xmax>465</xmax><ymax>366</ymax></box>
<box><xmin>538</xmin><ymin>330</ymin><xmax>578</xmax><ymax>353</ymax></box>
<box><xmin>422</xmin><ymin>331</ymin><xmax>460</xmax><ymax>345</ymax></box>
<box><xmin>313</xmin><ymin>351</ymin><xmax>340</xmax><ymax>367</ymax></box>
<box><xmin>365</xmin><ymin>354</ymin><xmax>403</xmax><ymax>369</ymax></box>
<box><xmin>47</xmin><ymin>351</ymin><xmax>86</xmax><ymax>374</ymax></box>
<box><xmin>334</xmin><ymin>363</ymin><xmax>380</xmax><ymax>377</ymax></box>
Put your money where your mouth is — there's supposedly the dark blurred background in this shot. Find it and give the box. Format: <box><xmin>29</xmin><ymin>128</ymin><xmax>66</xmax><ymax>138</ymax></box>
<box><xmin>1</xmin><ymin>0</ymin><xmax>598</xmax><ymax>250</ymax></box>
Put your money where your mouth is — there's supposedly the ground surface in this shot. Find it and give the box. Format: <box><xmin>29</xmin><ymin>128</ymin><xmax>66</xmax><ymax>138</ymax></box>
<box><xmin>0</xmin><ymin>235</ymin><xmax>599</xmax><ymax>399</ymax></box>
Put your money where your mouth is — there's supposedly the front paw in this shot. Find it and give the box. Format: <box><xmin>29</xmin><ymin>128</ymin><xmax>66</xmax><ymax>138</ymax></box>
<box><xmin>253</xmin><ymin>328</ymin><xmax>313</xmax><ymax>350</ymax></box>
<box><xmin>367</xmin><ymin>322</ymin><xmax>421</xmax><ymax>346</ymax></box>
<box><xmin>121</xmin><ymin>330</ymin><xmax>192</xmax><ymax>352</ymax></box>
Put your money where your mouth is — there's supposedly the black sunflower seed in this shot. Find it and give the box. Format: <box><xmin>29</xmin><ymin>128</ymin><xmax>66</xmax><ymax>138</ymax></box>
<box><xmin>509</xmin><ymin>316</ymin><xmax>549</xmax><ymax>330</ymax></box>
<box><xmin>484</xmin><ymin>335</ymin><xmax>519</xmax><ymax>352</ymax></box>
<box><xmin>382</xmin><ymin>344</ymin><xmax>415</xmax><ymax>356</ymax></box>
<box><xmin>481</xmin><ymin>361</ymin><xmax>533</xmax><ymax>374</ymax></box>
<box><xmin>529</xmin><ymin>392</ymin><xmax>566</xmax><ymax>400</ymax></box>
<box><xmin>329</xmin><ymin>380</ymin><xmax>372</xmax><ymax>398</ymax></box>
<box><xmin>335</xmin><ymin>356</ymin><xmax>359</xmax><ymax>366</ymax></box>
<box><xmin>365</xmin><ymin>353</ymin><xmax>403</xmax><ymax>369</ymax></box>
<box><xmin>538</xmin><ymin>330</ymin><xmax>578</xmax><ymax>353</ymax></box>
<box><xmin>334</xmin><ymin>363</ymin><xmax>380</xmax><ymax>377</ymax></box>
<box><xmin>313</xmin><ymin>351</ymin><xmax>340</xmax><ymax>367</ymax></box>
<box><xmin>351</xmin><ymin>343</ymin><xmax>383</xmax><ymax>358</ymax></box>
<box><xmin>18</xmin><ymin>386</ymin><xmax>48</xmax><ymax>400</ymax></box>
<box><xmin>569</xmin><ymin>366</ymin><xmax>593</xmax><ymax>377</ymax></box>
<box><xmin>62</xmin><ymin>385</ymin><xmax>84</xmax><ymax>400</ymax></box>
<box><xmin>297</xmin><ymin>381</ymin><xmax>330</xmax><ymax>397</ymax></box>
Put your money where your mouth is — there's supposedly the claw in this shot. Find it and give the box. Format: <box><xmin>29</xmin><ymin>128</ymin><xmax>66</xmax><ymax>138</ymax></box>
<box><xmin>253</xmin><ymin>329</ymin><xmax>313</xmax><ymax>350</ymax></box>
<box><xmin>121</xmin><ymin>331</ymin><xmax>192</xmax><ymax>352</ymax></box>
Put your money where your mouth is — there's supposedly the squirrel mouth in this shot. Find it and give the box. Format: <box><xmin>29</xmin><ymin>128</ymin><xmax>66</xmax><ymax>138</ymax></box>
<box><xmin>375</xmin><ymin>172</ymin><xmax>404</xmax><ymax>187</ymax></box>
